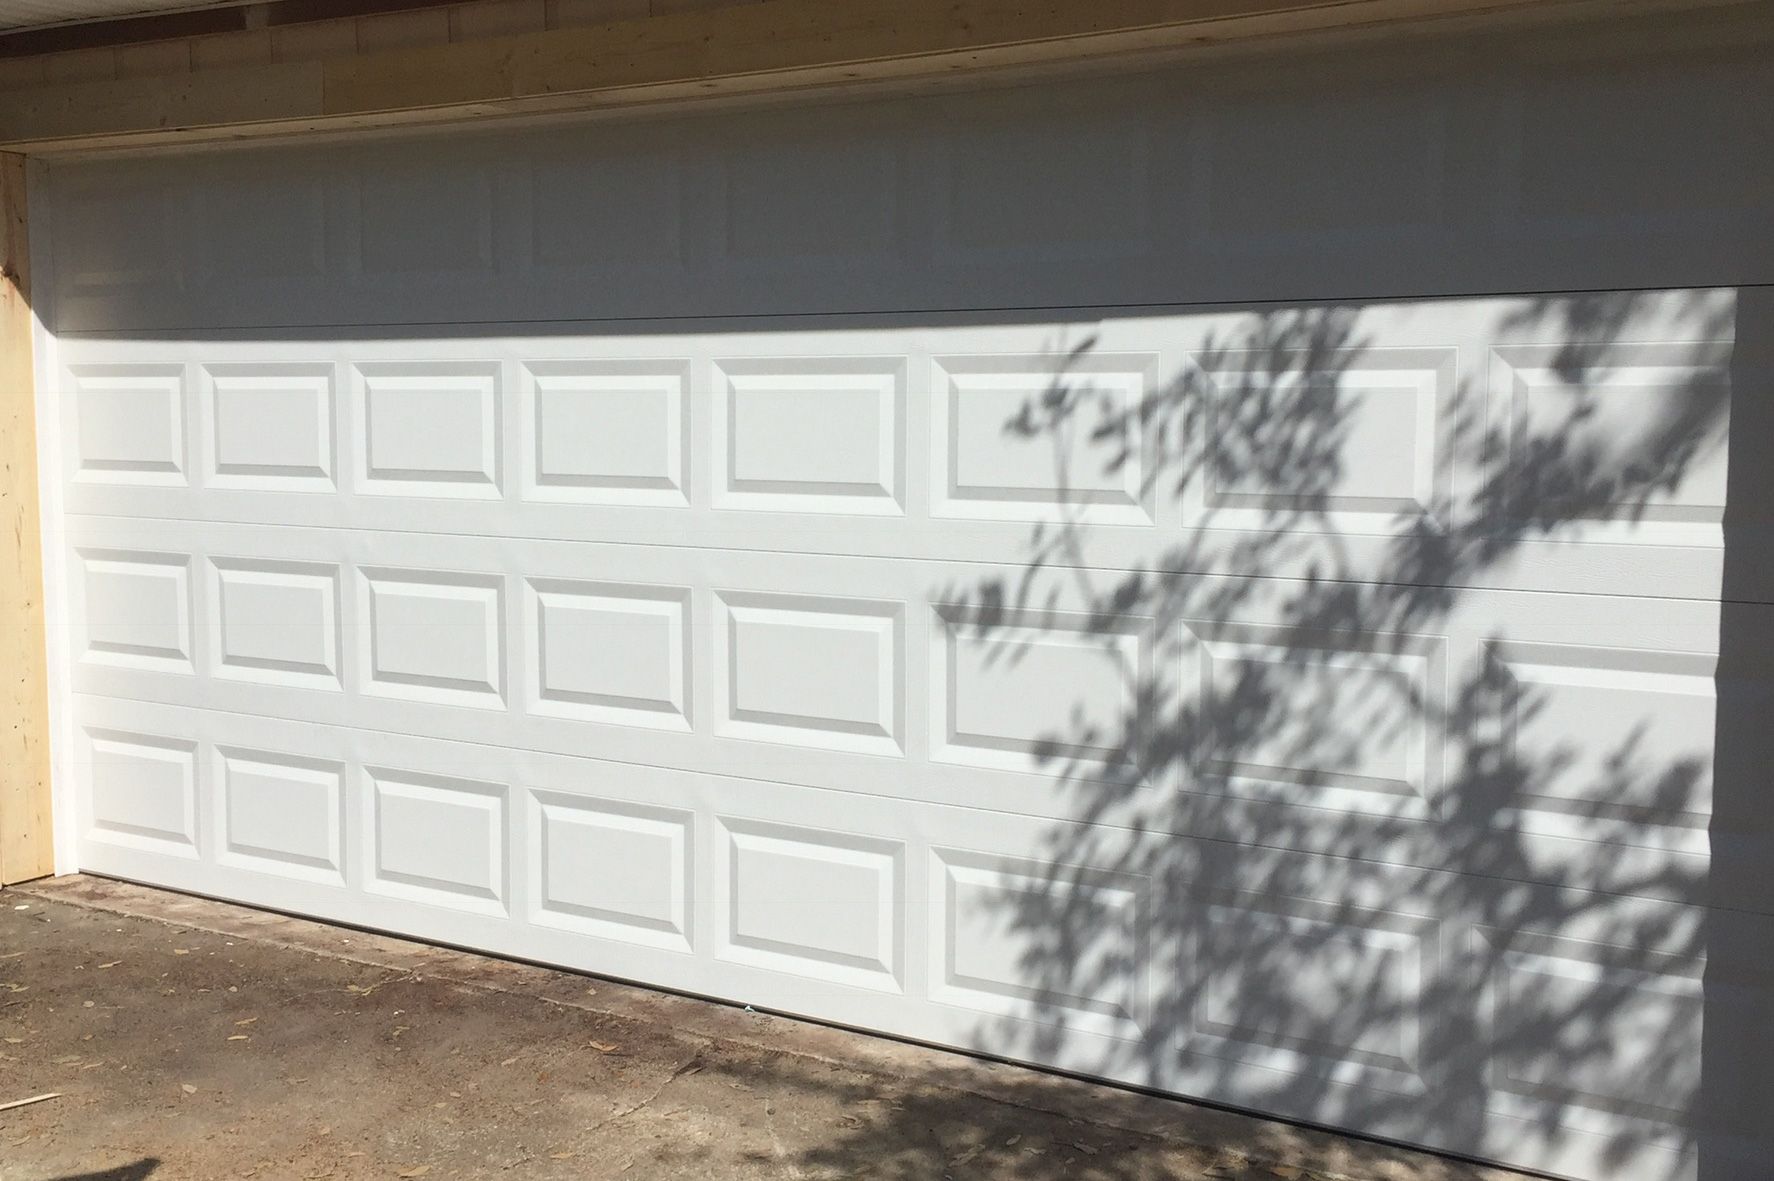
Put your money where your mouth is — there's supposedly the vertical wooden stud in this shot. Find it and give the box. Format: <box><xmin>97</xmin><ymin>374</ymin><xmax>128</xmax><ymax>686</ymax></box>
<box><xmin>0</xmin><ymin>151</ymin><xmax>53</xmax><ymax>885</ymax></box>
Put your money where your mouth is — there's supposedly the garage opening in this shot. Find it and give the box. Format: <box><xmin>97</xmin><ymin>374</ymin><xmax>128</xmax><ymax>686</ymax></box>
<box><xmin>26</xmin><ymin>13</ymin><xmax>1774</xmax><ymax>1181</ymax></box>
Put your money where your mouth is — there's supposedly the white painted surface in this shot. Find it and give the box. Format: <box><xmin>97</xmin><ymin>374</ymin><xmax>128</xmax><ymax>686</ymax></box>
<box><xmin>33</xmin><ymin>16</ymin><xmax>1774</xmax><ymax>1181</ymax></box>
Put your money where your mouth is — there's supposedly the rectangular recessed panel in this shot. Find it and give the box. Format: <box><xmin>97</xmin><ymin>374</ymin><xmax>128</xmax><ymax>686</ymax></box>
<box><xmin>719</xmin><ymin>818</ymin><xmax>902</xmax><ymax>990</ymax></box>
<box><xmin>1495</xmin><ymin>643</ymin><xmax>1714</xmax><ymax>840</ymax></box>
<box><xmin>523</xmin><ymin>363</ymin><xmax>687</xmax><ymax>505</ymax></box>
<box><xmin>211</xmin><ymin>559</ymin><xmax>340</xmax><ymax>686</ymax></box>
<box><xmin>533</xmin><ymin>791</ymin><xmax>692</xmax><ymax>950</ymax></box>
<box><xmin>717</xmin><ymin>592</ymin><xmax>901</xmax><ymax>754</ymax></box>
<box><xmin>219</xmin><ymin>749</ymin><xmax>344</xmax><ymax>882</ymax></box>
<box><xmin>1187</xmin><ymin>902</ymin><xmax>1429</xmax><ymax>1096</ymax></box>
<box><xmin>357</xmin><ymin>363</ymin><xmax>501</xmax><ymax>497</ymax></box>
<box><xmin>1204</xmin><ymin>89</ymin><xmax>1444</xmax><ymax>240</ymax></box>
<box><xmin>362</xmin><ymin>570</ymin><xmax>504</xmax><ymax>706</ymax></box>
<box><xmin>934</xmin><ymin>357</ymin><xmax>1150</xmax><ymax>522</ymax></box>
<box><xmin>730</xmin><ymin>378</ymin><xmax>887</xmax><ymax>488</ymax></box>
<box><xmin>370</xmin><ymin>770</ymin><xmax>506</xmax><ymax>910</ymax></box>
<box><xmin>196</xmin><ymin>176</ymin><xmax>326</xmax><ymax>281</ymax></box>
<box><xmin>358</xmin><ymin>162</ymin><xmax>492</xmax><ymax>275</ymax></box>
<box><xmin>1516</xmin><ymin>58</ymin><xmax>1763</xmax><ymax>223</ymax></box>
<box><xmin>1199</xmin><ymin>351</ymin><xmax>1452</xmax><ymax>524</ymax></box>
<box><xmin>86</xmin><ymin>730</ymin><xmax>197</xmax><ymax>854</ymax></box>
<box><xmin>206</xmin><ymin>364</ymin><xmax>334</xmax><ymax>488</ymax></box>
<box><xmin>72</xmin><ymin>365</ymin><xmax>185</xmax><ymax>483</ymax></box>
<box><xmin>933</xmin><ymin>850</ymin><xmax>1147</xmax><ymax>1039</ymax></box>
<box><xmin>935</xmin><ymin>609</ymin><xmax>1144</xmax><ymax>773</ymax></box>
<box><xmin>1187</xmin><ymin>625</ymin><xmax>1444</xmax><ymax>817</ymax></box>
<box><xmin>1488</xmin><ymin>942</ymin><xmax>1701</xmax><ymax>1126</ymax></box>
<box><xmin>56</xmin><ymin>185</ymin><xmax>172</xmax><ymax>292</ymax></box>
<box><xmin>715</xmin><ymin>363</ymin><xmax>903</xmax><ymax>513</ymax></box>
<box><xmin>79</xmin><ymin>550</ymin><xmax>191</xmax><ymax>670</ymax></box>
<box><xmin>529</xmin><ymin>580</ymin><xmax>690</xmax><ymax>729</ymax></box>
<box><xmin>1494</xmin><ymin>345</ymin><xmax>1730</xmax><ymax>533</ymax></box>
<box><xmin>724</xmin><ymin>137</ymin><xmax>895</xmax><ymax>259</ymax></box>
<box><xmin>531</xmin><ymin>148</ymin><xmax>683</xmax><ymax>266</ymax></box>
<box><xmin>946</xmin><ymin>115</ymin><xmax>1147</xmax><ymax>250</ymax></box>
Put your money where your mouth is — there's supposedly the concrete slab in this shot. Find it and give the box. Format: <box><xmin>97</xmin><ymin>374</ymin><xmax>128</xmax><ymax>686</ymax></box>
<box><xmin>0</xmin><ymin>875</ymin><xmax>1535</xmax><ymax>1181</ymax></box>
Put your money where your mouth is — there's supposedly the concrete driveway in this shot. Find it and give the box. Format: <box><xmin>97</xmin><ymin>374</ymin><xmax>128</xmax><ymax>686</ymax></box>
<box><xmin>0</xmin><ymin>876</ymin><xmax>1528</xmax><ymax>1181</ymax></box>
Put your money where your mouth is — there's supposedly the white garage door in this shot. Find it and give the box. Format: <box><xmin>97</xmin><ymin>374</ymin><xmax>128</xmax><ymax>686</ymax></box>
<box><xmin>31</xmin><ymin>11</ymin><xmax>1774</xmax><ymax>1181</ymax></box>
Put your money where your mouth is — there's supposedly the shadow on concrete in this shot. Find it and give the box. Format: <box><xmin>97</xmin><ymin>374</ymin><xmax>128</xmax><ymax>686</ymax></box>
<box><xmin>46</xmin><ymin>1161</ymin><xmax>160</xmax><ymax>1181</ymax></box>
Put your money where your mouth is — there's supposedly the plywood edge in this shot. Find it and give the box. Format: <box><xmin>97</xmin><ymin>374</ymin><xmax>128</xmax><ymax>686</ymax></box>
<box><xmin>0</xmin><ymin>151</ymin><xmax>53</xmax><ymax>885</ymax></box>
<box><xmin>0</xmin><ymin>0</ymin><xmax>1759</xmax><ymax>154</ymax></box>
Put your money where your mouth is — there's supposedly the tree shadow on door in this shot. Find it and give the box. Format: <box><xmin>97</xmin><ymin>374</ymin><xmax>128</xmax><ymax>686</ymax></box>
<box><xmin>796</xmin><ymin>287</ymin><xmax>1762</xmax><ymax>1181</ymax></box>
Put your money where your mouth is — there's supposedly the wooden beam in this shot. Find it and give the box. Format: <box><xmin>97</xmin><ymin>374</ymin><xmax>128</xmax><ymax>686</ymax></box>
<box><xmin>0</xmin><ymin>0</ymin><xmax>1756</xmax><ymax>153</ymax></box>
<box><xmin>0</xmin><ymin>152</ymin><xmax>52</xmax><ymax>886</ymax></box>
<box><xmin>0</xmin><ymin>0</ymin><xmax>460</xmax><ymax>60</ymax></box>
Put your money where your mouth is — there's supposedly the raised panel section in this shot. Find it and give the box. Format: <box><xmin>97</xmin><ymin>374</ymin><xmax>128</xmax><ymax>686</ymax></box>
<box><xmin>1183</xmin><ymin>624</ymin><xmax>1445</xmax><ymax>818</ymax></box>
<box><xmin>361</xmin><ymin>570</ymin><xmax>505</xmax><ymax>707</ymax></box>
<box><xmin>521</xmin><ymin>362</ymin><xmax>687</xmax><ymax>506</ymax></box>
<box><xmin>1492</xmin><ymin>643</ymin><xmax>1714</xmax><ymax>846</ymax></box>
<box><xmin>1203</xmin><ymin>89</ymin><xmax>1445</xmax><ymax>241</ymax></box>
<box><xmin>718</xmin><ymin>818</ymin><xmax>903</xmax><ymax>990</ymax></box>
<box><xmin>355</xmin><ymin>363</ymin><xmax>501</xmax><ymax>497</ymax></box>
<box><xmin>1194</xmin><ymin>349</ymin><xmax>1454</xmax><ymax>528</ymax></box>
<box><xmin>85</xmin><ymin>730</ymin><xmax>197</xmax><ymax>855</ymax></box>
<box><xmin>357</xmin><ymin>161</ymin><xmax>493</xmax><ymax>275</ymax></box>
<box><xmin>933</xmin><ymin>608</ymin><xmax>1146</xmax><ymax>773</ymax></box>
<box><xmin>933</xmin><ymin>355</ymin><xmax>1152</xmax><ymax>523</ymax></box>
<box><xmin>56</xmin><ymin>185</ymin><xmax>174</xmax><ymax>294</ymax></box>
<box><xmin>531</xmin><ymin>147</ymin><xmax>683</xmax><ymax>266</ymax></box>
<box><xmin>932</xmin><ymin>849</ymin><xmax>1147</xmax><ymax>1039</ymax></box>
<box><xmin>210</xmin><ymin>559</ymin><xmax>340</xmax><ymax>687</ymax></box>
<box><xmin>369</xmin><ymin>769</ymin><xmax>507</xmax><ymax>911</ymax></box>
<box><xmin>204</xmin><ymin>363</ymin><xmax>335</xmax><ymax>488</ymax></box>
<box><xmin>78</xmin><ymin>550</ymin><xmax>192</xmax><ymax>671</ymax></box>
<box><xmin>217</xmin><ymin>749</ymin><xmax>344</xmax><ymax>883</ymax></box>
<box><xmin>531</xmin><ymin>791</ymin><xmax>692</xmax><ymax>951</ymax></box>
<box><xmin>1184</xmin><ymin>899</ymin><xmax>1432</xmax><ymax>1097</ymax></box>
<box><xmin>71</xmin><ymin>364</ymin><xmax>186</xmax><ymax>484</ymax></box>
<box><xmin>195</xmin><ymin>175</ymin><xmax>326</xmax><ymax>282</ymax></box>
<box><xmin>1492</xmin><ymin>344</ymin><xmax>1730</xmax><ymax>537</ymax></box>
<box><xmin>716</xmin><ymin>592</ymin><xmax>902</xmax><ymax>755</ymax></box>
<box><xmin>527</xmin><ymin>580</ymin><xmax>690</xmax><ymax>729</ymax></box>
<box><xmin>1514</xmin><ymin>57</ymin><xmax>1770</xmax><ymax>224</ymax></box>
<box><xmin>945</xmin><ymin>114</ymin><xmax>1148</xmax><ymax>251</ymax></box>
<box><xmin>723</xmin><ymin>136</ymin><xmax>896</xmax><ymax>260</ymax></box>
<box><xmin>1484</xmin><ymin>934</ymin><xmax>1702</xmax><ymax>1129</ymax></box>
<box><xmin>714</xmin><ymin>361</ymin><xmax>903</xmax><ymax>514</ymax></box>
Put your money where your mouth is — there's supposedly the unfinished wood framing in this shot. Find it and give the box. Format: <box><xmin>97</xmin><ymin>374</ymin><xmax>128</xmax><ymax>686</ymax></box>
<box><xmin>0</xmin><ymin>151</ymin><xmax>51</xmax><ymax>886</ymax></box>
<box><xmin>1</xmin><ymin>0</ymin><xmax>1759</xmax><ymax>153</ymax></box>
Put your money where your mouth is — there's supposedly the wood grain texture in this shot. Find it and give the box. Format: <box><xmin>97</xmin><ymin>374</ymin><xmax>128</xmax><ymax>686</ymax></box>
<box><xmin>0</xmin><ymin>151</ymin><xmax>52</xmax><ymax>885</ymax></box>
<box><xmin>0</xmin><ymin>0</ymin><xmax>1757</xmax><ymax>152</ymax></box>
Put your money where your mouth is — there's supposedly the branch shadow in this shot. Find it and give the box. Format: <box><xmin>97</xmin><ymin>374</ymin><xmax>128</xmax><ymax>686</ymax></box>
<box><xmin>43</xmin><ymin>1161</ymin><xmax>160</xmax><ymax>1181</ymax></box>
<box><xmin>797</xmin><ymin>288</ymin><xmax>1743</xmax><ymax>1180</ymax></box>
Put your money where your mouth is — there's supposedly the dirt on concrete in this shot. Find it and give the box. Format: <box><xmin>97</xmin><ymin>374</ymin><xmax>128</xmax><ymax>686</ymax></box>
<box><xmin>0</xmin><ymin>877</ymin><xmax>1529</xmax><ymax>1181</ymax></box>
